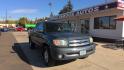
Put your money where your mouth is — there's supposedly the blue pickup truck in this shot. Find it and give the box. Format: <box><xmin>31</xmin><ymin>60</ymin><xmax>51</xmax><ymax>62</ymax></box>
<box><xmin>29</xmin><ymin>21</ymin><xmax>96</xmax><ymax>66</ymax></box>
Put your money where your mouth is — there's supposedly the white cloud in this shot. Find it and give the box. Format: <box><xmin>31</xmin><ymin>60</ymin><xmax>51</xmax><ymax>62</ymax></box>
<box><xmin>10</xmin><ymin>9</ymin><xmax>38</xmax><ymax>14</ymax></box>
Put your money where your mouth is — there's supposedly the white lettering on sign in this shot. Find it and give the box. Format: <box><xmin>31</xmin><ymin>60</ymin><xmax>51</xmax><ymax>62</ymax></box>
<box><xmin>75</xmin><ymin>7</ymin><xmax>99</xmax><ymax>16</ymax></box>
<box><xmin>76</xmin><ymin>7</ymin><xmax>99</xmax><ymax>15</ymax></box>
<box><xmin>56</xmin><ymin>6</ymin><xmax>100</xmax><ymax>19</ymax></box>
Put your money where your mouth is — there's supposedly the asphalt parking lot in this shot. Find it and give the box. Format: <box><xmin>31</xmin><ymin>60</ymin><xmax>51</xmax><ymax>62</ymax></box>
<box><xmin>0</xmin><ymin>32</ymin><xmax>124</xmax><ymax>70</ymax></box>
<box><xmin>0</xmin><ymin>32</ymin><xmax>32</xmax><ymax>70</ymax></box>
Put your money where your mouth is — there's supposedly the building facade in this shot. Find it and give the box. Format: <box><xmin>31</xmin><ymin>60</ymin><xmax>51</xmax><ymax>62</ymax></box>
<box><xmin>0</xmin><ymin>24</ymin><xmax>16</xmax><ymax>28</ymax></box>
<box><xmin>49</xmin><ymin>0</ymin><xmax>124</xmax><ymax>40</ymax></box>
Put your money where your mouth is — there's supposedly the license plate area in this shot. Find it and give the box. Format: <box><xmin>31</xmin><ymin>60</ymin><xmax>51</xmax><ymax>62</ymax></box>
<box><xmin>80</xmin><ymin>50</ymin><xmax>86</xmax><ymax>55</ymax></box>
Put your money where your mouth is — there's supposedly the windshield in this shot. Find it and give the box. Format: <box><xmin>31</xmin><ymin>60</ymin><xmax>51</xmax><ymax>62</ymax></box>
<box><xmin>45</xmin><ymin>22</ymin><xmax>72</xmax><ymax>33</ymax></box>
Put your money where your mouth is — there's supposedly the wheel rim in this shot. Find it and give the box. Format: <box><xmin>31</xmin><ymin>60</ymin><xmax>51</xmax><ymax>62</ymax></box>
<box><xmin>44</xmin><ymin>50</ymin><xmax>49</xmax><ymax>63</ymax></box>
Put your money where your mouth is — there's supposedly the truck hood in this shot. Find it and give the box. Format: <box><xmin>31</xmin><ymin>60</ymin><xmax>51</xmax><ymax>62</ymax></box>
<box><xmin>48</xmin><ymin>32</ymin><xmax>89</xmax><ymax>40</ymax></box>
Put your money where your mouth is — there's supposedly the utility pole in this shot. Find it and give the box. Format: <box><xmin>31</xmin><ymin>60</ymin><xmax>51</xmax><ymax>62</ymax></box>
<box><xmin>5</xmin><ymin>9</ymin><xmax>8</xmax><ymax>24</ymax></box>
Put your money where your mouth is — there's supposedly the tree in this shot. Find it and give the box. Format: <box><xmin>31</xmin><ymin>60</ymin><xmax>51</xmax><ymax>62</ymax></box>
<box><xmin>6</xmin><ymin>20</ymin><xmax>17</xmax><ymax>24</ymax></box>
<box><xmin>18</xmin><ymin>17</ymin><xmax>29</xmax><ymax>27</ymax></box>
<box><xmin>59</xmin><ymin>0</ymin><xmax>73</xmax><ymax>14</ymax></box>
<box><xmin>35</xmin><ymin>18</ymin><xmax>44</xmax><ymax>23</ymax></box>
<box><xmin>35</xmin><ymin>17</ymin><xmax>48</xmax><ymax>23</ymax></box>
<box><xmin>30</xmin><ymin>20</ymin><xmax>35</xmax><ymax>24</ymax></box>
<box><xmin>50</xmin><ymin>12</ymin><xmax>54</xmax><ymax>17</ymax></box>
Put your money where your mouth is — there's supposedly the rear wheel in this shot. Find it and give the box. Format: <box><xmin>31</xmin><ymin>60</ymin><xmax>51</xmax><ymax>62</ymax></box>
<box><xmin>29</xmin><ymin>39</ymin><xmax>36</xmax><ymax>49</ymax></box>
<box><xmin>43</xmin><ymin>46</ymin><xmax>56</xmax><ymax>66</ymax></box>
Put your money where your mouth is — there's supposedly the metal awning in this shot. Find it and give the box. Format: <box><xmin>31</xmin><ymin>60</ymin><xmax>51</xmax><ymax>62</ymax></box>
<box><xmin>114</xmin><ymin>16</ymin><xmax>124</xmax><ymax>21</ymax></box>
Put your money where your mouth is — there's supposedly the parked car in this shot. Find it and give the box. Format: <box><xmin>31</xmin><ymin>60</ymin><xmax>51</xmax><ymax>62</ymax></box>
<box><xmin>9</xmin><ymin>28</ymin><xmax>16</xmax><ymax>32</ymax></box>
<box><xmin>16</xmin><ymin>27</ymin><xmax>25</xmax><ymax>31</ymax></box>
<box><xmin>1</xmin><ymin>28</ymin><xmax>9</xmax><ymax>32</ymax></box>
<box><xmin>29</xmin><ymin>21</ymin><xmax>96</xmax><ymax>66</ymax></box>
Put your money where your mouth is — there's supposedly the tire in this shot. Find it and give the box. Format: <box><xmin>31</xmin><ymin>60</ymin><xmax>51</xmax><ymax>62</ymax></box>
<box><xmin>29</xmin><ymin>39</ymin><xmax>36</xmax><ymax>49</ymax></box>
<box><xmin>43</xmin><ymin>47</ymin><xmax>56</xmax><ymax>66</ymax></box>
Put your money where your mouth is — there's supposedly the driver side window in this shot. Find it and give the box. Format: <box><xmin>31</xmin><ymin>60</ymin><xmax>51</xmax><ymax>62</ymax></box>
<box><xmin>36</xmin><ymin>22</ymin><xmax>44</xmax><ymax>31</ymax></box>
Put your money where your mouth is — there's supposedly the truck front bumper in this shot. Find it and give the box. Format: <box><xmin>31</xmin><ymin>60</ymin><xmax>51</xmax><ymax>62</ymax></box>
<box><xmin>50</xmin><ymin>44</ymin><xmax>96</xmax><ymax>60</ymax></box>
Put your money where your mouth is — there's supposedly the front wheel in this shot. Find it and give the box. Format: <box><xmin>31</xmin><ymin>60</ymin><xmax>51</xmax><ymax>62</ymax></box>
<box><xmin>43</xmin><ymin>47</ymin><xmax>56</xmax><ymax>66</ymax></box>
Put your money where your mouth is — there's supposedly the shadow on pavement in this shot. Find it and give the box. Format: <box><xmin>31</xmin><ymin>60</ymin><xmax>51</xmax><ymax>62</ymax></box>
<box><xmin>12</xmin><ymin>43</ymin><xmax>76</xmax><ymax>68</ymax></box>
<box><xmin>12</xmin><ymin>43</ymin><xmax>30</xmax><ymax>64</ymax></box>
<box><xmin>101</xmin><ymin>43</ymin><xmax>124</xmax><ymax>50</ymax></box>
<box><xmin>101</xmin><ymin>43</ymin><xmax>119</xmax><ymax>50</ymax></box>
<box><xmin>93</xmin><ymin>37</ymin><xmax>124</xmax><ymax>50</ymax></box>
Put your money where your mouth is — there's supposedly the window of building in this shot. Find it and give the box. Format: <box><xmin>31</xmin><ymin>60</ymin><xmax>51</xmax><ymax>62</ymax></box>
<box><xmin>68</xmin><ymin>20</ymin><xmax>78</xmax><ymax>32</ymax></box>
<box><xmin>80</xmin><ymin>19</ymin><xmax>90</xmax><ymax>33</ymax></box>
<box><xmin>109</xmin><ymin>16</ymin><xmax>116</xmax><ymax>29</ymax></box>
<box><xmin>94</xmin><ymin>15</ymin><xmax>116</xmax><ymax>29</ymax></box>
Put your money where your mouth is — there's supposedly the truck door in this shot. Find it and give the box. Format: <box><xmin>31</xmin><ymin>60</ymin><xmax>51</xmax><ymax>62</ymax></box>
<box><xmin>35</xmin><ymin>22</ymin><xmax>45</xmax><ymax>46</ymax></box>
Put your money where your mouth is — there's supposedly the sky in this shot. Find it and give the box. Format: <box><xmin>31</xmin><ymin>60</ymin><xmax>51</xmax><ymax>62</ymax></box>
<box><xmin>0</xmin><ymin>0</ymin><xmax>112</xmax><ymax>20</ymax></box>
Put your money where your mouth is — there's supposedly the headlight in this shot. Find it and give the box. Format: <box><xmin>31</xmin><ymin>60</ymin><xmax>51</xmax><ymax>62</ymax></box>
<box><xmin>89</xmin><ymin>37</ymin><xmax>93</xmax><ymax>44</ymax></box>
<box><xmin>53</xmin><ymin>39</ymin><xmax>68</xmax><ymax>47</ymax></box>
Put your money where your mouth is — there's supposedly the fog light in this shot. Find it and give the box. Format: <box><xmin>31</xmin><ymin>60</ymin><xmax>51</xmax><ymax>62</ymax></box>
<box><xmin>58</xmin><ymin>55</ymin><xmax>63</xmax><ymax>59</ymax></box>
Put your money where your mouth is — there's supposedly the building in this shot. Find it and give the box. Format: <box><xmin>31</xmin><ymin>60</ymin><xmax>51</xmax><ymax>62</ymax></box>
<box><xmin>49</xmin><ymin>0</ymin><xmax>124</xmax><ymax>40</ymax></box>
<box><xmin>0</xmin><ymin>24</ymin><xmax>16</xmax><ymax>28</ymax></box>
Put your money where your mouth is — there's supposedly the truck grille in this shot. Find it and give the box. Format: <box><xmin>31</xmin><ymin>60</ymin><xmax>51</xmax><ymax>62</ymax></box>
<box><xmin>69</xmin><ymin>39</ymin><xmax>90</xmax><ymax>47</ymax></box>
